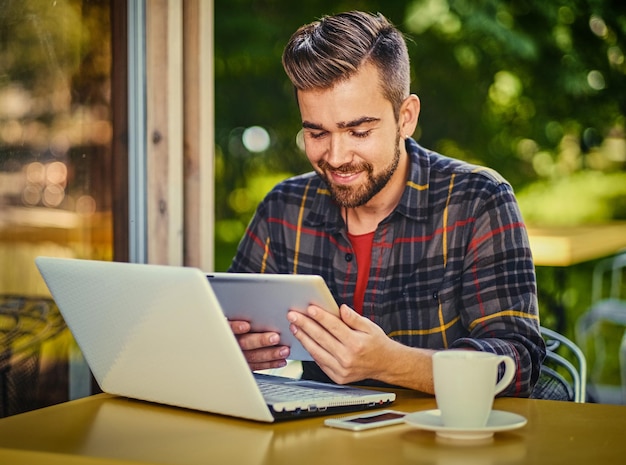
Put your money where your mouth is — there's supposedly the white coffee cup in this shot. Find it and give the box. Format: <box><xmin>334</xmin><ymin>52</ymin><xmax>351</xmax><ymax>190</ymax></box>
<box><xmin>432</xmin><ymin>350</ymin><xmax>516</xmax><ymax>428</ymax></box>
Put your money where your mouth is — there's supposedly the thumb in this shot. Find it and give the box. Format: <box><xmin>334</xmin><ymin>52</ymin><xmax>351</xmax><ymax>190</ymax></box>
<box><xmin>339</xmin><ymin>304</ymin><xmax>367</xmax><ymax>330</ymax></box>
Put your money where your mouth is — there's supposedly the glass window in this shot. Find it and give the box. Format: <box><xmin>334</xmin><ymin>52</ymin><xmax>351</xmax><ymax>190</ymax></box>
<box><xmin>0</xmin><ymin>0</ymin><xmax>113</xmax><ymax>415</ymax></box>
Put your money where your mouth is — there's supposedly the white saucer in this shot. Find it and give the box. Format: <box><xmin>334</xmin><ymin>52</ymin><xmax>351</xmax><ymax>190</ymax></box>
<box><xmin>404</xmin><ymin>409</ymin><xmax>527</xmax><ymax>440</ymax></box>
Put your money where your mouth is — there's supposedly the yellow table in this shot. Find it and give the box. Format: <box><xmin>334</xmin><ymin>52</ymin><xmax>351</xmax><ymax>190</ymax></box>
<box><xmin>527</xmin><ymin>222</ymin><xmax>626</xmax><ymax>267</ymax></box>
<box><xmin>527</xmin><ymin>222</ymin><xmax>626</xmax><ymax>332</ymax></box>
<box><xmin>0</xmin><ymin>391</ymin><xmax>625</xmax><ymax>465</ymax></box>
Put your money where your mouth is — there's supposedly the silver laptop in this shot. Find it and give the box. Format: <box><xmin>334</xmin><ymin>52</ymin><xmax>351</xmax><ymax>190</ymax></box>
<box><xmin>35</xmin><ymin>257</ymin><xmax>395</xmax><ymax>422</ymax></box>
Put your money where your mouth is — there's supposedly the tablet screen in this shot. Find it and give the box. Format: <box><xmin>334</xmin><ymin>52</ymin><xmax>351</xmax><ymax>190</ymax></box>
<box><xmin>207</xmin><ymin>273</ymin><xmax>339</xmax><ymax>361</ymax></box>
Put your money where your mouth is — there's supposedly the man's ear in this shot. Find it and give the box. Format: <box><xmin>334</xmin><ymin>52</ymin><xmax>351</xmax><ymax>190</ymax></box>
<box><xmin>399</xmin><ymin>94</ymin><xmax>420</xmax><ymax>138</ymax></box>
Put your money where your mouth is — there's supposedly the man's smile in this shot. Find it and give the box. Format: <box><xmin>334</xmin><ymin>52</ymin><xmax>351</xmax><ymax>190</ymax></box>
<box><xmin>328</xmin><ymin>169</ymin><xmax>363</xmax><ymax>185</ymax></box>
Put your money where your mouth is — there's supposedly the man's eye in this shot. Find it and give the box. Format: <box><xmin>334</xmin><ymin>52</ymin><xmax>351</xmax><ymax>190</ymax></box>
<box><xmin>351</xmin><ymin>130</ymin><xmax>371</xmax><ymax>138</ymax></box>
<box><xmin>309</xmin><ymin>132</ymin><xmax>327</xmax><ymax>139</ymax></box>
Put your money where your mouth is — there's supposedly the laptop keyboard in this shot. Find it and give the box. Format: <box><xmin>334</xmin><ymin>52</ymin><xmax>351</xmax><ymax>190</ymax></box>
<box><xmin>257</xmin><ymin>379</ymin><xmax>360</xmax><ymax>400</ymax></box>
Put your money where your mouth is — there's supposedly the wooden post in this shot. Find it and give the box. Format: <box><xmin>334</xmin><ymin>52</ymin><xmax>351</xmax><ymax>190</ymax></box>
<box><xmin>145</xmin><ymin>0</ymin><xmax>184</xmax><ymax>265</ymax></box>
<box><xmin>183</xmin><ymin>0</ymin><xmax>215</xmax><ymax>271</ymax></box>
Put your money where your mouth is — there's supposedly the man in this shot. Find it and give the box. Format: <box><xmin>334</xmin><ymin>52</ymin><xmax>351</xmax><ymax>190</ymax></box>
<box><xmin>228</xmin><ymin>11</ymin><xmax>545</xmax><ymax>396</ymax></box>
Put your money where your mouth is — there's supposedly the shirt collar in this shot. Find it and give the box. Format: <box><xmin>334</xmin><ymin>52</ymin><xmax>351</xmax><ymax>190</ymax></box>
<box><xmin>304</xmin><ymin>137</ymin><xmax>432</xmax><ymax>230</ymax></box>
<box><xmin>394</xmin><ymin>138</ymin><xmax>431</xmax><ymax>222</ymax></box>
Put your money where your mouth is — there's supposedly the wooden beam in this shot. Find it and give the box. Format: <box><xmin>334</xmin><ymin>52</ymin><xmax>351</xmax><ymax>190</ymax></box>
<box><xmin>111</xmin><ymin>0</ymin><xmax>129</xmax><ymax>262</ymax></box>
<box><xmin>145</xmin><ymin>0</ymin><xmax>184</xmax><ymax>265</ymax></box>
<box><xmin>183</xmin><ymin>0</ymin><xmax>215</xmax><ymax>271</ymax></box>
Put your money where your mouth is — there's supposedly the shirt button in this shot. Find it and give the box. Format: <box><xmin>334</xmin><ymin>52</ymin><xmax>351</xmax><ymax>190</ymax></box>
<box><xmin>345</xmin><ymin>253</ymin><xmax>353</xmax><ymax>262</ymax></box>
<box><xmin>432</xmin><ymin>291</ymin><xmax>439</xmax><ymax>300</ymax></box>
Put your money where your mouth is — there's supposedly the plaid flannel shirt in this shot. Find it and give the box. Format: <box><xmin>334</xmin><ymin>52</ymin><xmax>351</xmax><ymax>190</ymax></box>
<box><xmin>229</xmin><ymin>138</ymin><xmax>545</xmax><ymax>396</ymax></box>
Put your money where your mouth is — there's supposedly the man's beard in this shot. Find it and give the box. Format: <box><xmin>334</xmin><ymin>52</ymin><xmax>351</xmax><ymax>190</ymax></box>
<box><xmin>316</xmin><ymin>132</ymin><xmax>402</xmax><ymax>208</ymax></box>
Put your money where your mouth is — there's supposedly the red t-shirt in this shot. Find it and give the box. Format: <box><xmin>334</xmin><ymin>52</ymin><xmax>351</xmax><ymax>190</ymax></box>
<box><xmin>347</xmin><ymin>231</ymin><xmax>375</xmax><ymax>315</ymax></box>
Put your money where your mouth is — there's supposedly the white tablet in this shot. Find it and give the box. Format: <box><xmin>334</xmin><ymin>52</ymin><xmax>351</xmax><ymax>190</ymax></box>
<box><xmin>207</xmin><ymin>273</ymin><xmax>340</xmax><ymax>361</ymax></box>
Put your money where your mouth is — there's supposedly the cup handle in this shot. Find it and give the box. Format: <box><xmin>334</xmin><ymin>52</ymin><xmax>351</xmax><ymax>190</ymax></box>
<box><xmin>494</xmin><ymin>356</ymin><xmax>516</xmax><ymax>395</ymax></box>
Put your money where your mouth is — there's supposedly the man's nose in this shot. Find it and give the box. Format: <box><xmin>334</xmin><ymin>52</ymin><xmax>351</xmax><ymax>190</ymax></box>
<box><xmin>326</xmin><ymin>134</ymin><xmax>352</xmax><ymax>167</ymax></box>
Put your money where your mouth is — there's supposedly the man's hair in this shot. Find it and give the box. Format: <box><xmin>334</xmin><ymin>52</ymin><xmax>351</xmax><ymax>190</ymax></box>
<box><xmin>282</xmin><ymin>11</ymin><xmax>411</xmax><ymax>118</ymax></box>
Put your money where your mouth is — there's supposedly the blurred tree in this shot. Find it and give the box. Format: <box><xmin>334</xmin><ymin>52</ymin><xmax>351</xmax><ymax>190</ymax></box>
<box><xmin>405</xmin><ymin>0</ymin><xmax>626</xmax><ymax>186</ymax></box>
<box><xmin>0</xmin><ymin>0</ymin><xmax>110</xmax><ymax>111</ymax></box>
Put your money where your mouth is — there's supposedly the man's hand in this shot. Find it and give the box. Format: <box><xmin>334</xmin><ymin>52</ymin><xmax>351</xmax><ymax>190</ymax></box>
<box><xmin>229</xmin><ymin>320</ymin><xmax>291</xmax><ymax>371</ymax></box>
<box><xmin>287</xmin><ymin>304</ymin><xmax>397</xmax><ymax>384</ymax></box>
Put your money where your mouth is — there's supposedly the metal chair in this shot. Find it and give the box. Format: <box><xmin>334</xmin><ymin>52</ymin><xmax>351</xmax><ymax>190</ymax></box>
<box><xmin>590</xmin><ymin>252</ymin><xmax>626</xmax><ymax>304</ymax></box>
<box><xmin>0</xmin><ymin>295</ymin><xmax>66</xmax><ymax>417</ymax></box>
<box><xmin>536</xmin><ymin>326</ymin><xmax>587</xmax><ymax>403</ymax></box>
<box><xmin>576</xmin><ymin>252</ymin><xmax>626</xmax><ymax>404</ymax></box>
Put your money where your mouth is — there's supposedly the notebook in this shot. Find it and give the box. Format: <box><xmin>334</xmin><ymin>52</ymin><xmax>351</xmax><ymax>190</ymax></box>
<box><xmin>35</xmin><ymin>257</ymin><xmax>395</xmax><ymax>422</ymax></box>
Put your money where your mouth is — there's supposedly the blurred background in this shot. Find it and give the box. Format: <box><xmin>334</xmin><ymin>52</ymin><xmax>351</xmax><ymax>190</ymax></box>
<box><xmin>1</xmin><ymin>0</ymin><xmax>625</xmax><ymax>413</ymax></box>
<box><xmin>214</xmin><ymin>0</ymin><xmax>626</xmax><ymax>271</ymax></box>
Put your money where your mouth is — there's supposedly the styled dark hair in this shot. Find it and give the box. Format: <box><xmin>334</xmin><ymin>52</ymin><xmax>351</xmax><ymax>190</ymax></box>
<box><xmin>282</xmin><ymin>11</ymin><xmax>411</xmax><ymax>118</ymax></box>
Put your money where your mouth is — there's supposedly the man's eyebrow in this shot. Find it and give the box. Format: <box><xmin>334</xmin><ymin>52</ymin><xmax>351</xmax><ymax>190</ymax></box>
<box><xmin>337</xmin><ymin>116</ymin><xmax>380</xmax><ymax>129</ymax></box>
<box><xmin>302</xmin><ymin>121</ymin><xmax>325</xmax><ymax>130</ymax></box>
<box><xmin>302</xmin><ymin>116</ymin><xmax>380</xmax><ymax>130</ymax></box>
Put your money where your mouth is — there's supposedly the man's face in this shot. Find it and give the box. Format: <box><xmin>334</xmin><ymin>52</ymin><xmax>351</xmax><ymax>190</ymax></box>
<box><xmin>297</xmin><ymin>62</ymin><xmax>407</xmax><ymax>209</ymax></box>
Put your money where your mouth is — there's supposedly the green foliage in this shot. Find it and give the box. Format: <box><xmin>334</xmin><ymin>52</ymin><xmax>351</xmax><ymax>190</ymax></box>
<box><xmin>517</xmin><ymin>170</ymin><xmax>626</xmax><ymax>225</ymax></box>
<box><xmin>0</xmin><ymin>0</ymin><xmax>110</xmax><ymax>104</ymax></box>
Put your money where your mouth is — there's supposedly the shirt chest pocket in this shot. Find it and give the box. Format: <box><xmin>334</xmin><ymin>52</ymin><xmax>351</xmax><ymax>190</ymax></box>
<box><xmin>377</xmin><ymin>276</ymin><xmax>462</xmax><ymax>345</ymax></box>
